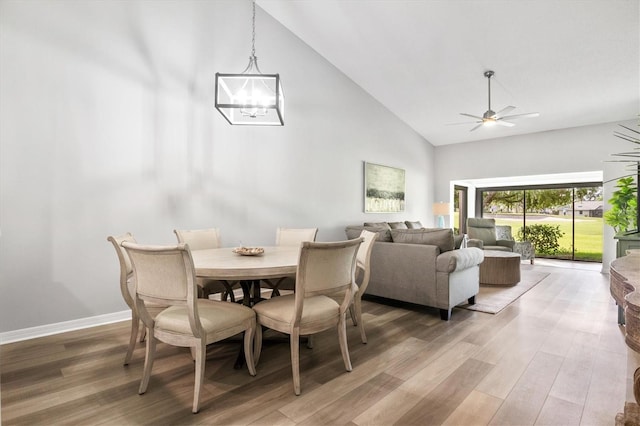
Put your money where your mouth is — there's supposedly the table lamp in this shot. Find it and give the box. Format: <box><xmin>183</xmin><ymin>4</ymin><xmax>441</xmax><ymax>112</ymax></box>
<box><xmin>433</xmin><ymin>202</ymin><xmax>450</xmax><ymax>228</ymax></box>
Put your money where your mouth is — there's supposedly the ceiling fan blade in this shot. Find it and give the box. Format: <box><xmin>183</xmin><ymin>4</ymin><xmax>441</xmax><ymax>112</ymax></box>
<box><xmin>495</xmin><ymin>119</ymin><xmax>516</xmax><ymax>127</ymax></box>
<box><xmin>447</xmin><ymin>121</ymin><xmax>481</xmax><ymax>126</ymax></box>
<box><xmin>460</xmin><ymin>113</ymin><xmax>484</xmax><ymax>120</ymax></box>
<box><xmin>470</xmin><ymin>123</ymin><xmax>484</xmax><ymax>132</ymax></box>
<box><xmin>494</xmin><ymin>105</ymin><xmax>516</xmax><ymax>118</ymax></box>
<box><xmin>501</xmin><ymin>112</ymin><xmax>540</xmax><ymax>120</ymax></box>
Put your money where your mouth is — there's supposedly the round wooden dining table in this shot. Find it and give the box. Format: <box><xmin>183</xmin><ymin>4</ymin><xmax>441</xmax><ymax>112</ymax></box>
<box><xmin>190</xmin><ymin>246</ymin><xmax>299</xmax><ymax>305</ymax></box>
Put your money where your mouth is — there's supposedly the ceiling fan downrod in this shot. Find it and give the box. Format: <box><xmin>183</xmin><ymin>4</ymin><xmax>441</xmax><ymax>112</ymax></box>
<box><xmin>484</xmin><ymin>70</ymin><xmax>495</xmax><ymax>118</ymax></box>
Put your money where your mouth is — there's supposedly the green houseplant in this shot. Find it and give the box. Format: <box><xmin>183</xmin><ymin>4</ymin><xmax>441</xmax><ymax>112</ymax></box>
<box><xmin>606</xmin><ymin>124</ymin><xmax>639</xmax><ymax>234</ymax></box>
<box><xmin>605</xmin><ymin>176</ymin><xmax>638</xmax><ymax>234</ymax></box>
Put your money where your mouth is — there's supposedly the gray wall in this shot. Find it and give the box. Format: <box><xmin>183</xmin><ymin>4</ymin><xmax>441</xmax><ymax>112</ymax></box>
<box><xmin>434</xmin><ymin>120</ymin><xmax>637</xmax><ymax>270</ymax></box>
<box><xmin>0</xmin><ymin>0</ymin><xmax>433</xmax><ymax>333</ymax></box>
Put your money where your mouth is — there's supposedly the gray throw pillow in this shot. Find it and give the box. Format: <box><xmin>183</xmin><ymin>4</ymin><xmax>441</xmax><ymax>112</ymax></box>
<box><xmin>453</xmin><ymin>234</ymin><xmax>464</xmax><ymax>249</ymax></box>
<box><xmin>345</xmin><ymin>225</ymin><xmax>392</xmax><ymax>242</ymax></box>
<box><xmin>363</xmin><ymin>222</ymin><xmax>391</xmax><ymax>230</ymax></box>
<box><xmin>404</xmin><ymin>221</ymin><xmax>423</xmax><ymax>229</ymax></box>
<box><xmin>388</xmin><ymin>221</ymin><xmax>408</xmax><ymax>229</ymax></box>
<box><xmin>390</xmin><ymin>228</ymin><xmax>454</xmax><ymax>252</ymax></box>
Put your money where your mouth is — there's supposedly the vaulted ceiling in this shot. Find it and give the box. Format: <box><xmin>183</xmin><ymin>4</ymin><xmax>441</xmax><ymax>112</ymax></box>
<box><xmin>257</xmin><ymin>0</ymin><xmax>639</xmax><ymax>146</ymax></box>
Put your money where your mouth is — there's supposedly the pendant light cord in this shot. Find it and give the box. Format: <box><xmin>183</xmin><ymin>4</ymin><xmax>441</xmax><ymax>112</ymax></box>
<box><xmin>241</xmin><ymin>0</ymin><xmax>262</xmax><ymax>74</ymax></box>
<box><xmin>251</xmin><ymin>0</ymin><xmax>256</xmax><ymax>58</ymax></box>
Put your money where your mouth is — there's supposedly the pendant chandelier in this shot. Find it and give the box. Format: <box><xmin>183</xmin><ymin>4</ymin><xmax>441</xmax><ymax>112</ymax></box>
<box><xmin>215</xmin><ymin>0</ymin><xmax>284</xmax><ymax>126</ymax></box>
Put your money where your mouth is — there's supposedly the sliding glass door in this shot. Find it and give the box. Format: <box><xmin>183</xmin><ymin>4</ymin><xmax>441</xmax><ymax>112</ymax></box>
<box><xmin>479</xmin><ymin>184</ymin><xmax>603</xmax><ymax>262</ymax></box>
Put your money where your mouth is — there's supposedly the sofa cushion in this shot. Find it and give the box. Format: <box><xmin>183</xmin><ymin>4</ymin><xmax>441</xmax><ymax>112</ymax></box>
<box><xmin>390</xmin><ymin>228</ymin><xmax>454</xmax><ymax>252</ymax></box>
<box><xmin>388</xmin><ymin>221</ymin><xmax>408</xmax><ymax>229</ymax></box>
<box><xmin>404</xmin><ymin>220</ymin><xmax>423</xmax><ymax>229</ymax></box>
<box><xmin>345</xmin><ymin>225</ymin><xmax>392</xmax><ymax>242</ymax></box>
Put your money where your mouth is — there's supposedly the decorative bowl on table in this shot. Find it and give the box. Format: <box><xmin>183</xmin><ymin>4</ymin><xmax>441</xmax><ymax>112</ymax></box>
<box><xmin>232</xmin><ymin>246</ymin><xmax>265</xmax><ymax>256</ymax></box>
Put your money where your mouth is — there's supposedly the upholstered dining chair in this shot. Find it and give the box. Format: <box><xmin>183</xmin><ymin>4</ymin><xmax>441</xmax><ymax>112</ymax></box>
<box><xmin>121</xmin><ymin>241</ymin><xmax>257</xmax><ymax>414</ymax></box>
<box><xmin>275</xmin><ymin>227</ymin><xmax>319</xmax><ymax>247</ymax></box>
<box><xmin>252</xmin><ymin>238</ymin><xmax>363</xmax><ymax>395</ymax></box>
<box><xmin>107</xmin><ymin>233</ymin><xmax>167</xmax><ymax>365</ymax></box>
<box><xmin>174</xmin><ymin>228</ymin><xmax>238</xmax><ymax>302</ymax></box>
<box><xmin>349</xmin><ymin>230</ymin><xmax>377</xmax><ymax>344</ymax></box>
<box><xmin>261</xmin><ymin>227</ymin><xmax>318</xmax><ymax>297</ymax></box>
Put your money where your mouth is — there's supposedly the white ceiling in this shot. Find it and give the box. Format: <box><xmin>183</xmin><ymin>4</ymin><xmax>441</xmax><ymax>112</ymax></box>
<box><xmin>257</xmin><ymin>0</ymin><xmax>639</xmax><ymax>146</ymax></box>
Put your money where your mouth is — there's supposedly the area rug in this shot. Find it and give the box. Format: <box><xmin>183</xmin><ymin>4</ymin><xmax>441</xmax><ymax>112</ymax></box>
<box><xmin>460</xmin><ymin>269</ymin><xmax>551</xmax><ymax>314</ymax></box>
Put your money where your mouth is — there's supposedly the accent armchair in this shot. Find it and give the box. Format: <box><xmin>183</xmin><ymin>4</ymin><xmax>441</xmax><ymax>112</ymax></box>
<box><xmin>466</xmin><ymin>218</ymin><xmax>515</xmax><ymax>252</ymax></box>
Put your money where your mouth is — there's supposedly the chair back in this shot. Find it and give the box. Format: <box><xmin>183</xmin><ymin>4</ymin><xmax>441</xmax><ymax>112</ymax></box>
<box><xmin>122</xmin><ymin>242</ymin><xmax>198</xmax><ymax>307</ymax></box>
<box><xmin>355</xmin><ymin>230</ymin><xmax>377</xmax><ymax>293</ymax></box>
<box><xmin>467</xmin><ymin>218</ymin><xmax>497</xmax><ymax>245</ymax></box>
<box><xmin>295</xmin><ymin>239</ymin><xmax>362</xmax><ymax>302</ymax></box>
<box><xmin>107</xmin><ymin>232</ymin><xmax>137</xmax><ymax>309</ymax></box>
<box><xmin>173</xmin><ymin>228</ymin><xmax>221</xmax><ymax>250</ymax></box>
<box><xmin>276</xmin><ymin>227</ymin><xmax>318</xmax><ymax>247</ymax></box>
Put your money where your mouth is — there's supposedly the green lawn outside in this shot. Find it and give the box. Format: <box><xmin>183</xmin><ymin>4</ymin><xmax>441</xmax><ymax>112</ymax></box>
<box><xmin>453</xmin><ymin>213</ymin><xmax>603</xmax><ymax>262</ymax></box>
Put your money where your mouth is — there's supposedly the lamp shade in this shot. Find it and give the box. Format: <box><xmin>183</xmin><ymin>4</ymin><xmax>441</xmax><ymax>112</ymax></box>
<box><xmin>433</xmin><ymin>202</ymin><xmax>450</xmax><ymax>215</ymax></box>
<box><xmin>215</xmin><ymin>72</ymin><xmax>284</xmax><ymax>126</ymax></box>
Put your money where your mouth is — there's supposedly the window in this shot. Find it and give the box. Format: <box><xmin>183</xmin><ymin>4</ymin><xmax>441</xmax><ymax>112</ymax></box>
<box><xmin>478</xmin><ymin>183</ymin><xmax>603</xmax><ymax>262</ymax></box>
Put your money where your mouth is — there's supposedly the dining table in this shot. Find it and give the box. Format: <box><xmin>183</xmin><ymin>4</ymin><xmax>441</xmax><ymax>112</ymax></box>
<box><xmin>191</xmin><ymin>246</ymin><xmax>299</xmax><ymax>306</ymax></box>
<box><xmin>190</xmin><ymin>245</ymin><xmax>300</xmax><ymax>368</ymax></box>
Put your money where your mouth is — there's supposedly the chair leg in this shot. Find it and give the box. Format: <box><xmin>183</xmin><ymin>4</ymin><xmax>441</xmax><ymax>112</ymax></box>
<box><xmin>349</xmin><ymin>304</ymin><xmax>357</xmax><ymax>326</ymax></box>
<box><xmin>124</xmin><ymin>312</ymin><xmax>139</xmax><ymax>365</ymax></box>
<box><xmin>139</xmin><ymin>324</ymin><xmax>147</xmax><ymax>343</ymax></box>
<box><xmin>354</xmin><ymin>297</ymin><xmax>367</xmax><ymax>344</ymax></box>
<box><xmin>306</xmin><ymin>335</ymin><xmax>314</xmax><ymax>349</ymax></box>
<box><xmin>139</xmin><ymin>328</ymin><xmax>156</xmax><ymax>395</ymax></box>
<box><xmin>254</xmin><ymin>324</ymin><xmax>263</xmax><ymax>365</ymax></box>
<box><xmin>192</xmin><ymin>341</ymin><xmax>206</xmax><ymax>414</ymax></box>
<box><xmin>244</xmin><ymin>323</ymin><xmax>256</xmax><ymax>376</ymax></box>
<box><xmin>337</xmin><ymin>314</ymin><xmax>353</xmax><ymax>372</ymax></box>
<box><xmin>290</xmin><ymin>328</ymin><xmax>301</xmax><ymax>395</ymax></box>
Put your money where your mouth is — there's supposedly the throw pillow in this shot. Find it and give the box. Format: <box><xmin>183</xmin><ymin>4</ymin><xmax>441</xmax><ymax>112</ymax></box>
<box><xmin>363</xmin><ymin>222</ymin><xmax>391</xmax><ymax>230</ymax></box>
<box><xmin>404</xmin><ymin>220</ymin><xmax>423</xmax><ymax>229</ymax></box>
<box><xmin>390</xmin><ymin>228</ymin><xmax>454</xmax><ymax>252</ymax></box>
<box><xmin>345</xmin><ymin>225</ymin><xmax>392</xmax><ymax>242</ymax></box>
<box><xmin>388</xmin><ymin>221</ymin><xmax>408</xmax><ymax>229</ymax></box>
<box><xmin>454</xmin><ymin>234</ymin><xmax>464</xmax><ymax>249</ymax></box>
<box><xmin>495</xmin><ymin>225</ymin><xmax>513</xmax><ymax>241</ymax></box>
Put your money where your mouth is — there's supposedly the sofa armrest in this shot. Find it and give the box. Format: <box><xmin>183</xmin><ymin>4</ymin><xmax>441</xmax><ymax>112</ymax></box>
<box><xmin>436</xmin><ymin>247</ymin><xmax>484</xmax><ymax>273</ymax></box>
<box><xmin>496</xmin><ymin>239</ymin><xmax>515</xmax><ymax>250</ymax></box>
<box><xmin>467</xmin><ymin>239</ymin><xmax>483</xmax><ymax>249</ymax></box>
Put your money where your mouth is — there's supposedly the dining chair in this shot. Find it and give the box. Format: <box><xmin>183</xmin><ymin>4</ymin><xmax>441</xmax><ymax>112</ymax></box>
<box><xmin>173</xmin><ymin>228</ymin><xmax>238</xmax><ymax>302</ymax></box>
<box><xmin>262</xmin><ymin>227</ymin><xmax>318</xmax><ymax>297</ymax></box>
<box><xmin>107</xmin><ymin>233</ymin><xmax>167</xmax><ymax>365</ymax></box>
<box><xmin>349</xmin><ymin>229</ymin><xmax>377</xmax><ymax>344</ymax></box>
<box><xmin>252</xmin><ymin>238</ymin><xmax>363</xmax><ymax>395</ymax></box>
<box><xmin>121</xmin><ymin>241</ymin><xmax>257</xmax><ymax>414</ymax></box>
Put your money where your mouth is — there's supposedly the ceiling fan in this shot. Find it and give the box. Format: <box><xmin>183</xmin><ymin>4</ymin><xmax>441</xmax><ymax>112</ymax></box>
<box><xmin>458</xmin><ymin>70</ymin><xmax>539</xmax><ymax>132</ymax></box>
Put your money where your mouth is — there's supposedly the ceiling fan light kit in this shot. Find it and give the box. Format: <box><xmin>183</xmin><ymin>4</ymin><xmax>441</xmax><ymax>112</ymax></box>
<box><xmin>459</xmin><ymin>70</ymin><xmax>539</xmax><ymax>132</ymax></box>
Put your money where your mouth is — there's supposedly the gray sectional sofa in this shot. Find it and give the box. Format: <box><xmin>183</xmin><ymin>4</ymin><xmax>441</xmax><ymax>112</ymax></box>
<box><xmin>345</xmin><ymin>222</ymin><xmax>484</xmax><ymax>320</ymax></box>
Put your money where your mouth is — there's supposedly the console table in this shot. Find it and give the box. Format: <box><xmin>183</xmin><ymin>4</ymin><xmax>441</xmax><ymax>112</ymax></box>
<box><xmin>610</xmin><ymin>253</ymin><xmax>640</xmax><ymax>425</ymax></box>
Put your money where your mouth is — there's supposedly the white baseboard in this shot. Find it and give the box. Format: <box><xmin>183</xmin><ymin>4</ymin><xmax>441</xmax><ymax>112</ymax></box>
<box><xmin>0</xmin><ymin>310</ymin><xmax>130</xmax><ymax>345</ymax></box>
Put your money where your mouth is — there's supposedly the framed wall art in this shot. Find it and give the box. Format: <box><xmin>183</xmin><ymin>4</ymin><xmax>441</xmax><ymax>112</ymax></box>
<box><xmin>364</xmin><ymin>162</ymin><xmax>405</xmax><ymax>213</ymax></box>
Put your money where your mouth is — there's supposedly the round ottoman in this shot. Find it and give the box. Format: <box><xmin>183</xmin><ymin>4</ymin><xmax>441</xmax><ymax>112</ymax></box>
<box><xmin>479</xmin><ymin>250</ymin><xmax>521</xmax><ymax>286</ymax></box>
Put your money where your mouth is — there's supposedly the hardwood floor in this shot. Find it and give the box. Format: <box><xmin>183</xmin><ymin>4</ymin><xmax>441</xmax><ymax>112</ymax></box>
<box><xmin>1</xmin><ymin>262</ymin><xmax>635</xmax><ymax>425</ymax></box>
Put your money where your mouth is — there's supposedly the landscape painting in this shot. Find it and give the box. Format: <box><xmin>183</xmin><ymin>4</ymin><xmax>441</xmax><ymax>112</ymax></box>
<box><xmin>364</xmin><ymin>162</ymin><xmax>405</xmax><ymax>213</ymax></box>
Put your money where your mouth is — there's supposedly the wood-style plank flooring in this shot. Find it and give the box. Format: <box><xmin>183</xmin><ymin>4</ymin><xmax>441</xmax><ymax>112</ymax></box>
<box><xmin>1</xmin><ymin>261</ymin><xmax>636</xmax><ymax>425</ymax></box>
